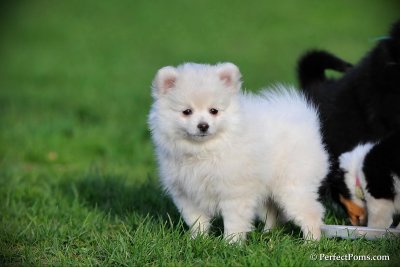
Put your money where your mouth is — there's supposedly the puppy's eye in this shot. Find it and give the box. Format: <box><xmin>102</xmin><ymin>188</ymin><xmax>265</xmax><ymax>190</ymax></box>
<box><xmin>182</xmin><ymin>109</ymin><xmax>192</xmax><ymax>116</ymax></box>
<box><xmin>209</xmin><ymin>108</ymin><xmax>218</xmax><ymax>115</ymax></box>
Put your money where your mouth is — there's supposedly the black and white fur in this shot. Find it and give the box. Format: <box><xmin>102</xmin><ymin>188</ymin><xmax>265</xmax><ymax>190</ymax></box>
<box><xmin>297</xmin><ymin>20</ymin><xmax>400</xmax><ymax>217</ymax></box>
<box><xmin>339</xmin><ymin>131</ymin><xmax>400</xmax><ymax>228</ymax></box>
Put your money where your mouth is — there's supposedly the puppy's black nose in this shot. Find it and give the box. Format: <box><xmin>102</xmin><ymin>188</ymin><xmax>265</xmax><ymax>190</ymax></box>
<box><xmin>197</xmin><ymin>123</ymin><xmax>209</xmax><ymax>133</ymax></box>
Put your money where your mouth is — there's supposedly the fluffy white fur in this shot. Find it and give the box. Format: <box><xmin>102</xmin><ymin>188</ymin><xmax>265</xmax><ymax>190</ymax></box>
<box><xmin>149</xmin><ymin>62</ymin><xmax>329</xmax><ymax>242</ymax></box>
<box><xmin>339</xmin><ymin>144</ymin><xmax>400</xmax><ymax>228</ymax></box>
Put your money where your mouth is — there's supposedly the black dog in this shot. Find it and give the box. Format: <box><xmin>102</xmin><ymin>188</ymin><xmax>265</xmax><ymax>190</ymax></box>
<box><xmin>297</xmin><ymin>20</ymin><xmax>400</xmax><ymax>223</ymax></box>
<box><xmin>298</xmin><ymin>21</ymin><xmax>400</xmax><ymax>159</ymax></box>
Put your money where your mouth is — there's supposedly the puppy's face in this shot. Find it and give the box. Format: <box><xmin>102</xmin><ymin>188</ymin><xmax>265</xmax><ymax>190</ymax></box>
<box><xmin>338</xmin><ymin>145</ymin><xmax>372</xmax><ymax>226</ymax></box>
<box><xmin>168</xmin><ymin>88</ymin><xmax>233</xmax><ymax>142</ymax></box>
<box><xmin>151</xmin><ymin>63</ymin><xmax>242</xmax><ymax>143</ymax></box>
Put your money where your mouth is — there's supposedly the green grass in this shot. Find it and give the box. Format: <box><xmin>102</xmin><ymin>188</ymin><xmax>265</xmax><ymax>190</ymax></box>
<box><xmin>1</xmin><ymin>0</ymin><xmax>400</xmax><ymax>266</ymax></box>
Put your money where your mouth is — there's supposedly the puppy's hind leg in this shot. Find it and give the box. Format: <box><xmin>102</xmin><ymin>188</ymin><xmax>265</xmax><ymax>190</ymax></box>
<box><xmin>258</xmin><ymin>200</ymin><xmax>279</xmax><ymax>232</ymax></box>
<box><xmin>276</xmin><ymin>189</ymin><xmax>324</xmax><ymax>240</ymax></box>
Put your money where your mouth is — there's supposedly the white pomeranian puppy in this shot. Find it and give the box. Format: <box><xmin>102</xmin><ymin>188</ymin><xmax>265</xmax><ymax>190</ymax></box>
<box><xmin>148</xmin><ymin>62</ymin><xmax>329</xmax><ymax>242</ymax></box>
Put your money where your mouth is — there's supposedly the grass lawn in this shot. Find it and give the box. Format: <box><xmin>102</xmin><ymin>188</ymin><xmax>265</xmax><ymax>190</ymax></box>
<box><xmin>1</xmin><ymin>0</ymin><xmax>400</xmax><ymax>266</ymax></box>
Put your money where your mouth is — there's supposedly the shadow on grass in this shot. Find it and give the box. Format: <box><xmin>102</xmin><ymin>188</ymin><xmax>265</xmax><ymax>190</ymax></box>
<box><xmin>60</xmin><ymin>171</ymin><xmax>336</xmax><ymax>239</ymax></box>
<box><xmin>60</xmin><ymin>171</ymin><xmax>181</xmax><ymax>225</ymax></box>
<box><xmin>59</xmin><ymin>171</ymin><xmax>233</xmax><ymax>238</ymax></box>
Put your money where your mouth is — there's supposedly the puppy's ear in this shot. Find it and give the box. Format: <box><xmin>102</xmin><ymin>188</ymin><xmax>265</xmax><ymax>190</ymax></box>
<box><xmin>152</xmin><ymin>66</ymin><xmax>178</xmax><ymax>98</ymax></box>
<box><xmin>217</xmin><ymin>63</ymin><xmax>242</xmax><ymax>92</ymax></box>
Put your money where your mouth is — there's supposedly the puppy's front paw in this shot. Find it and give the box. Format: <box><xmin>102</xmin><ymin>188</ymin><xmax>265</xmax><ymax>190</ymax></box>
<box><xmin>224</xmin><ymin>232</ymin><xmax>247</xmax><ymax>244</ymax></box>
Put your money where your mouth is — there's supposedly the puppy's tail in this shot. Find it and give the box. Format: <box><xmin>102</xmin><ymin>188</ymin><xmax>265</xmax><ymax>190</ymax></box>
<box><xmin>297</xmin><ymin>50</ymin><xmax>353</xmax><ymax>90</ymax></box>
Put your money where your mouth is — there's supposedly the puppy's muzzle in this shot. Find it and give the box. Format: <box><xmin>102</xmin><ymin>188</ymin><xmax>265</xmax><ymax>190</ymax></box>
<box><xmin>339</xmin><ymin>195</ymin><xmax>367</xmax><ymax>226</ymax></box>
